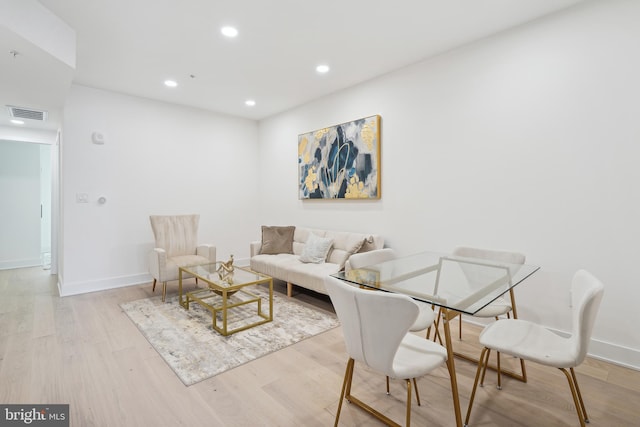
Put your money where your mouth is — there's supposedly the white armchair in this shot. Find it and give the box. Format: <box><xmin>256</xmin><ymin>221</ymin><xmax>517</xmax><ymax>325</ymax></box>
<box><xmin>148</xmin><ymin>214</ymin><xmax>216</xmax><ymax>302</ymax></box>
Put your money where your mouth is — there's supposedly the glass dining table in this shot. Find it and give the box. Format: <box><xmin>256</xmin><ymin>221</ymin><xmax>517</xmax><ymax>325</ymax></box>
<box><xmin>332</xmin><ymin>250</ymin><xmax>540</xmax><ymax>427</ymax></box>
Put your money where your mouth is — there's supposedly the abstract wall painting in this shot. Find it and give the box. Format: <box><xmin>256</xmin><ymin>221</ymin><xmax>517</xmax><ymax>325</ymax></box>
<box><xmin>298</xmin><ymin>115</ymin><xmax>381</xmax><ymax>199</ymax></box>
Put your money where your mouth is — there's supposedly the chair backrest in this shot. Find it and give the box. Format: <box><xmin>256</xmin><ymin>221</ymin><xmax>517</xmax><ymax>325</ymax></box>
<box><xmin>570</xmin><ymin>269</ymin><xmax>605</xmax><ymax>365</ymax></box>
<box><xmin>149</xmin><ymin>214</ymin><xmax>200</xmax><ymax>257</ymax></box>
<box><xmin>348</xmin><ymin>248</ymin><xmax>396</xmax><ymax>269</ymax></box>
<box><xmin>453</xmin><ymin>246</ymin><xmax>525</xmax><ymax>265</ymax></box>
<box><xmin>324</xmin><ymin>276</ymin><xmax>418</xmax><ymax>374</ymax></box>
<box><xmin>453</xmin><ymin>246</ymin><xmax>526</xmax><ymax>288</ymax></box>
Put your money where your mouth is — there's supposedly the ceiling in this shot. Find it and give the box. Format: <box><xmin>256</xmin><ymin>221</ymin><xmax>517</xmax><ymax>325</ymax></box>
<box><xmin>2</xmin><ymin>0</ymin><xmax>585</xmax><ymax>133</ymax></box>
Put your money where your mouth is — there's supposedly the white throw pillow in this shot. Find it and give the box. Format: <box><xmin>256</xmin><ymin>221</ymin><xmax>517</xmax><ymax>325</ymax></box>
<box><xmin>299</xmin><ymin>233</ymin><xmax>334</xmax><ymax>264</ymax></box>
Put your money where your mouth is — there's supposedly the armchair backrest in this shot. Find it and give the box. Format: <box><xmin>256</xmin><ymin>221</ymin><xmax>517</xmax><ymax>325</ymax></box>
<box><xmin>149</xmin><ymin>214</ymin><xmax>200</xmax><ymax>257</ymax></box>
<box><xmin>324</xmin><ymin>276</ymin><xmax>418</xmax><ymax>375</ymax></box>
<box><xmin>570</xmin><ymin>269</ymin><xmax>605</xmax><ymax>366</ymax></box>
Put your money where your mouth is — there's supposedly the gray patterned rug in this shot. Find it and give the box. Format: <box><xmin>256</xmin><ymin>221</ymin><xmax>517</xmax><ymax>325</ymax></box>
<box><xmin>120</xmin><ymin>285</ymin><xmax>339</xmax><ymax>386</ymax></box>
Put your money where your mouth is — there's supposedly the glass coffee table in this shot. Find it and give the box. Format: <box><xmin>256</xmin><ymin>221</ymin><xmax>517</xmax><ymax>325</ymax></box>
<box><xmin>178</xmin><ymin>262</ymin><xmax>273</xmax><ymax>336</ymax></box>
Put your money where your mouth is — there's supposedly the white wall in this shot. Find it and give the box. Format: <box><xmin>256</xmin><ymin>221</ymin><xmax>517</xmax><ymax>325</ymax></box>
<box><xmin>257</xmin><ymin>0</ymin><xmax>640</xmax><ymax>368</ymax></box>
<box><xmin>59</xmin><ymin>85</ymin><xmax>260</xmax><ymax>295</ymax></box>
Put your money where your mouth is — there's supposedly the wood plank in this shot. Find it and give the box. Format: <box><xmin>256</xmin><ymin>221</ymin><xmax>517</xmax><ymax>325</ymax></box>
<box><xmin>1</xmin><ymin>267</ymin><xmax>639</xmax><ymax>426</ymax></box>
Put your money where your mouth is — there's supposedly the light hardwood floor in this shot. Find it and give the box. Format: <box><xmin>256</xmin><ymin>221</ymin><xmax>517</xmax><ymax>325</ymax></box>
<box><xmin>1</xmin><ymin>267</ymin><xmax>638</xmax><ymax>426</ymax></box>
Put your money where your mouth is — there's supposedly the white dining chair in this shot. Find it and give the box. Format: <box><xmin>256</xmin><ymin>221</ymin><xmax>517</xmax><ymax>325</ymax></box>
<box><xmin>325</xmin><ymin>276</ymin><xmax>448</xmax><ymax>427</ymax></box>
<box><xmin>348</xmin><ymin>248</ymin><xmax>440</xmax><ymax>400</ymax></box>
<box><xmin>348</xmin><ymin>248</ymin><xmax>437</xmax><ymax>333</ymax></box>
<box><xmin>450</xmin><ymin>246</ymin><xmax>526</xmax><ymax>382</ymax></box>
<box><xmin>464</xmin><ymin>269</ymin><xmax>604</xmax><ymax>427</ymax></box>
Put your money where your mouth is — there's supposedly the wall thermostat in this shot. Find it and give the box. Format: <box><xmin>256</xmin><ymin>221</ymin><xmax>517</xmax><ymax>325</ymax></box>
<box><xmin>92</xmin><ymin>132</ymin><xmax>106</xmax><ymax>144</ymax></box>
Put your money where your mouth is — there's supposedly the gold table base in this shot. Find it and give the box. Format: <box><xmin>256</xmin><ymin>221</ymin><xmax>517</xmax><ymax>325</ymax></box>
<box><xmin>178</xmin><ymin>267</ymin><xmax>273</xmax><ymax>336</ymax></box>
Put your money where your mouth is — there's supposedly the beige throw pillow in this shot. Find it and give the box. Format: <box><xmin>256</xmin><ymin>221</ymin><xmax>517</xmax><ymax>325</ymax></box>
<box><xmin>259</xmin><ymin>226</ymin><xmax>295</xmax><ymax>254</ymax></box>
<box><xmin>299</xmin><ymin>233</ymin><xmax>334</xmax><ymax>264</ymax></box>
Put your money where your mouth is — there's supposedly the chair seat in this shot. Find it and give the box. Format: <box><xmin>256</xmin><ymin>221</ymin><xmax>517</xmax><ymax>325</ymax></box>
<box><xmin>473</xmin><ymin>296</ymin><xmax>512</xmax><ymax>318</ymax></box>
<box><xmin>409</xmin><ymin>302</ymin><xmax>437</xmax><ymax>331</ymax></box>
<box><xmin>479</xmin><ymin>319</ymin><xmax>578</xmax><ymax>368</ymax></box>
<box><xmin>164</xmin><ymin>254</ymin><xmax>212</xmax><ymax>281</ymax></box>
<box><xmin>392</xmin><ymin>333</ymin><xmax>448</xmax><ymax>379</ymax></box>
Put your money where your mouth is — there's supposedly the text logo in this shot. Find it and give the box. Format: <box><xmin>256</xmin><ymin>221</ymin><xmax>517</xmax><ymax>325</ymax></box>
<box><xmin>1</xmin><ymin>405</ymin><xmax>69</xmax><ymax>427</ymax></box>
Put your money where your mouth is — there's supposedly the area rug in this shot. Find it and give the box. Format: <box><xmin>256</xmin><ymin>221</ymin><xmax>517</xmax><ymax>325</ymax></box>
<box><xmin>120</xmin><ymin>285</ymin><xmax>339</xmax><ymax>386</ymax></box>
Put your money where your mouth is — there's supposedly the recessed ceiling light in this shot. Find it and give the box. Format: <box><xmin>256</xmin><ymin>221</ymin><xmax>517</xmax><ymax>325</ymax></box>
<box><xmin>245</xmin><ymin>100</ymin><xmax>256</xmax><ymax>107</ymax></box>
<box><xmin>10</xmin><ymin>119</ymin><xmax>24</xmax><ymax>125</ymax></box>
<box><xmin>316</xmin><ymin>64</ymin><xmax>330</xmax><ymax>74</ymax></box>
<box><xmin>221</xmin><ymin>26</ymin><xmax>238</xmax><ymax>38</ymax></box>
<box><xmin>164</xmin><ymin>80</ymin><xmax>178</xmax><ymax>88</ymax></box>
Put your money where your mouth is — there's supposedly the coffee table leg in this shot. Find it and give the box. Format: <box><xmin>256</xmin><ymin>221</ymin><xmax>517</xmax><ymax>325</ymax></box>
<box><xmin>222</xmin><ymin>289</ymin><xmax>228</xmax><ymax>336</ymax></box>
<box><xmin>179</xmin><ymin>269</ymin><xmax>186</xmax><ymax>308</ymax></box>
<box><xmin>269</xmin><ymin>279</ymin><xmax>273</xmax><ymax>320</ymax></box>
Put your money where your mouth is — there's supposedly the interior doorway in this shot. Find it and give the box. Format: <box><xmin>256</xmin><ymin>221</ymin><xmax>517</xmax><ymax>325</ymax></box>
<box><xmin>0</xmin><ymin>139</ymin><xmax>54</xmax><ymax>271</ymax></box>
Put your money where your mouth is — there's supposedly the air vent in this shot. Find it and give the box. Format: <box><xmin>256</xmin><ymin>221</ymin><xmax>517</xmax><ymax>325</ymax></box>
<box><xmin>7</xmin><ymin>105</ymin><xmax>48</xmax><ymax>121</ymax></box>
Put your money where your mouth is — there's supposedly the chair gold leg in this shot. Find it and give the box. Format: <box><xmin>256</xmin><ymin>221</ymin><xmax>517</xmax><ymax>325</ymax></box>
<box><xmin>162</xmin><ymin>282</ymin><xmax>167</xmax><ymax>302</ymax></box>
<box><xmin>465</xmin><ymin>347</ymin><xmax>489</xmax><ymax>426</ymax></box>
<box><xmin>559</xmin><ymin>367</ymin><xmax>589</xmax><ymax>427</ymax></box>
<box><xmin>480</xmin><ymin>348</ymin><xmax>491</xmax><ymax>387</ymax></box>
<box><xmin>386</xmin><ymin>376</ymin><xmax>420</xmax><ymax>406</ymax></box>
<box><xmin>496</xmin><ymin>351</ymin><xmax>502</xmax><ymax>390</ymax></box>
<box><xmin>429</xmin><ymin>312</ymin><xmax>444</xmax><ymax>345</ymax></box>
<box><xmin>152</xmin><ymin>278</ymin><xmax>156</xmax><ymax>292</ymax></box>
<box><xmin>334</xmin><ymin>358</ymin><xmax>354</xmax><ymax>427</ymax></box>
<box><xmin>520</xmin><ymin>357</ymin><xmax>527</xmax><ymax>383</ymax></box>
<box><xmin>405</xmin><ymin>379</ymin><xmax>412</xmax><ymax>427</ymax></box>
<box><xmin>340</xmin><ymin>358</ymin><xmax>405</xmax><ymax>427</ymax></box>
<box><xmin>570</xmin><ymin>367</ymin><xmax>589</xmax><ymax>423</ymax></box>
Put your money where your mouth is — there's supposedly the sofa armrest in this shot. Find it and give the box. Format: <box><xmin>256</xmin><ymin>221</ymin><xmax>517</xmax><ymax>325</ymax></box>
<box><xmin>197</xmin><ymin>244</ymin><xmax>216</xmax><ymax>263</ymax></box>
<box><xmin>250</xmin><ymin>240</ymin><xmax>261</xmax><ymax>257</ymax></box>
<box><xmin>149</xmin><ymin>248</ymin><xmax>167</xmax><ymax>281</ymax></box>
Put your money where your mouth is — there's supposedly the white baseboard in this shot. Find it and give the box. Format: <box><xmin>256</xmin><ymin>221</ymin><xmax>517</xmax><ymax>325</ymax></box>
<box><xmin>59</xmin><ymin>272</ymin><xmax>152</xmax><ymax>296</ymax></box>
<box><xmin>0</xmin><ymin>257</ymin><xmax>42</xmax><ymax>270</ymax></box>
<box><xmin>587</xmin><ymin>338</ymin><xmax>640</xmax><ymax>371</ymax></box>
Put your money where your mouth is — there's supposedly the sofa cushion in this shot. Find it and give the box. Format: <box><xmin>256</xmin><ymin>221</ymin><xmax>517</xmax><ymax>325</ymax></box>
<box><xmin>325</xmin><ymin>231</ymin><xmax>366</xmax><ymax>269</ymax></box>
<box><xmin>287</xmin><ymin>260</ymin><xmax>342</xmax><ymax>294</ymax></box>
<box><xmin>300</xmin><ymin>233</ymin><xmax>334</xmax><ymax>264</ymax></box>
<box><xmin>260</xmin><ymin>225</ymin><xmax>295</xmax><ymax>255</ymax></box>
<box><xmin>250</xmin><ymin>253</ymin><xmax>299</xmax><ymax>282</ymax></box>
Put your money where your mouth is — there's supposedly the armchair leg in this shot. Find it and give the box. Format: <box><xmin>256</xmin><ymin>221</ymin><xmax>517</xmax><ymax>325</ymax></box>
<box><xmin>152</xmin><ymin>279</ymin><xmax>157</xmax><ymax>292</ymax></box>
<box><xmin>162</xmin><ymin>282</ymin><xmax>167</xmax><ymax>302</ymax></box>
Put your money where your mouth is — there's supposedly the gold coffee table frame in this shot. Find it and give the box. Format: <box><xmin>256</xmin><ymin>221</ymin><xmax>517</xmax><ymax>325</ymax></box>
<box><xmin>178</xmin><ymin>263</ymin><xmax>273</xmax><ymax>336</ymax></box>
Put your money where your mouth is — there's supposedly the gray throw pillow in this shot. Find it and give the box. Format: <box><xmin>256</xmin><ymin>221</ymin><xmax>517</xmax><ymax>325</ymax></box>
<box><xmin>259</xmin><ymin>226</ymin><xmax>295</xmax><ymax>254</ymax></box>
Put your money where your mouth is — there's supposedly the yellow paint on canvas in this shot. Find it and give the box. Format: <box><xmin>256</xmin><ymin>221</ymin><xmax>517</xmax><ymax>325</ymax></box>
<box><xmin>345</xmin><ymin>175</ymin><xmax>367</xmax><ymax>198</ymax></box>
<box><xmin>360</xmin><ymin>123</ymin><xmax>376</xmax><ymax>151</ymax></box>
<box><xmin>304</xmin><ymin>166</ymin><xmax>318</xmax><ymax>192</ymax></box>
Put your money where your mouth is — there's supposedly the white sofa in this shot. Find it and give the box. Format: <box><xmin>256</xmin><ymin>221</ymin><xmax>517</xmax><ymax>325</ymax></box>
<box><xmin>250</xmin><ymin>226</ymin><xmax>384</xmax><ymax>297</ymax></box>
